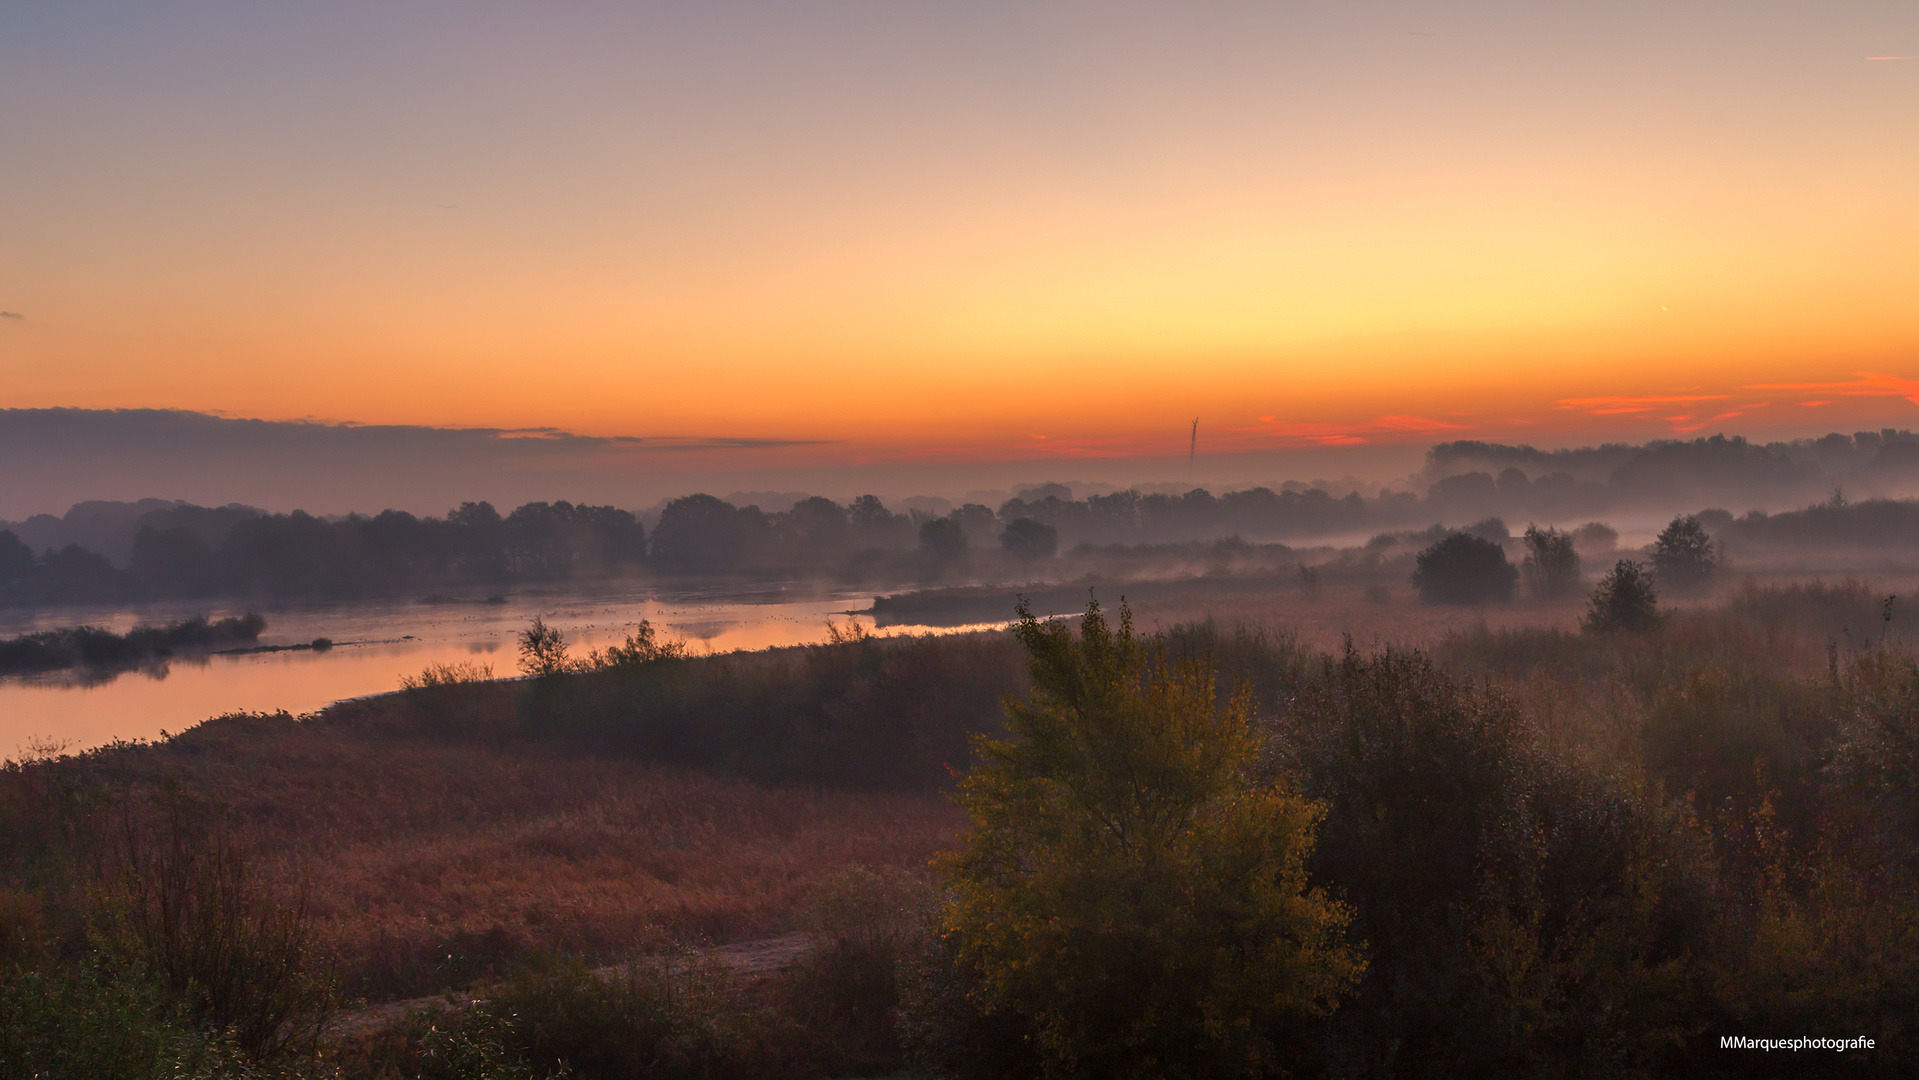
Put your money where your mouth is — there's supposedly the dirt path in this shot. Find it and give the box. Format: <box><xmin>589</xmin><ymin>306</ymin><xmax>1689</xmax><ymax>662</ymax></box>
<box><xmin>328</xmin><ymin>932</ymin><xmax>817</xmax><ymax>1041</ymax></box>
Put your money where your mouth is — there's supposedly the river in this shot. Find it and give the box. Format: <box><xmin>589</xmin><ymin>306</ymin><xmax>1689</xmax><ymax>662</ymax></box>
<box><xmin>0</xmin><ymin>584</ymin><xmax>1012</xmax><ymax>756</ymax></box>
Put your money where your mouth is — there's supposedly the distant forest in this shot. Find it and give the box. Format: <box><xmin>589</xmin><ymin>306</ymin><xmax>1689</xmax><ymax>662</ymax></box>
<box><xmin>4</xmin><ymin>431</ymin><xmax>1919</xmax><ymax>608</ymax></box>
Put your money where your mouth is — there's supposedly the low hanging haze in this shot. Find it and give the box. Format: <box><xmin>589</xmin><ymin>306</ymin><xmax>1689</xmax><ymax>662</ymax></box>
<box><xmin>1</xmin><ymin>1</ymin><xmax>1916</xmax><ymax>513</ymax></box>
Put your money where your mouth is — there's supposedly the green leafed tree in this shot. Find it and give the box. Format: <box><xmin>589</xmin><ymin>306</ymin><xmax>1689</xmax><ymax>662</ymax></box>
<box><xmin>941</xmin><ymin>598</ymin><xmax>1363</xmax><ymax>1080</ymax></box>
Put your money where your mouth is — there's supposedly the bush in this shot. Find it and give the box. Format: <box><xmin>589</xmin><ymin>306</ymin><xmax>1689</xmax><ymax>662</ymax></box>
<box><xmin>518</xmin><ymin>618</ymin><xmax>573</xmax><ymax>678</ymax></box>
<box><xmin>941</xmin><ymin>599</ymin><xmax>1362</xmax><ymax>1079</ymax></box>
<box><xmin>1583</xmin><ymin>560</ymin><xmax>1665</xmax><ymax>634</ymax></box>
<box><xmin>1273</xmin><ymin>645</ymin><xmax>1714</xmax><ymax>1076</ymax></box>
<box><xmin>91</xmin><ymin>794</ymin><xmax>334</xmax><ymax>1061</ymax></box>
<box><xmin>0</xmin><ymin>962</ymin><xmax>268</xmax><ymax>1080</ymax></box>
<box><xmin>345</xmin><ymin>948</ymin><xmax>797</xmax><ymax>1080</ymax></box>
<box><xmin>1411</xmin><ymin>532</ymin><xmax>1517</xmax><ymax>605</ymax></box>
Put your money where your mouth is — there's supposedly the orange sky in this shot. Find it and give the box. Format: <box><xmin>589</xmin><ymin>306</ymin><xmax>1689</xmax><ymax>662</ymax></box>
<box><xmin>1</xmin><ymin>1</ymin><xmax>1915</xmax><ymax>469</ymax></box>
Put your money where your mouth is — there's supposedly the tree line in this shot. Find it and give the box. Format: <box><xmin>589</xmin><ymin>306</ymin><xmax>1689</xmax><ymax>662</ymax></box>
<box><xmin>8</xmin><ymin>482</ymin><xmax>1919</xmax><ymax>609</ymax></box>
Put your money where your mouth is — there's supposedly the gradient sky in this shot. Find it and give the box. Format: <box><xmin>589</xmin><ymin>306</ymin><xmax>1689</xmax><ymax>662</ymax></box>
<box><xmin>1</xmin><ymin>0</ymin><xmax>1916</xmax><ymax>471</ymax></box>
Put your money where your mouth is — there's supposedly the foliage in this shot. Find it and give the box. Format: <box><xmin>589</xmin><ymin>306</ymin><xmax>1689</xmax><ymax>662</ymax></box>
<box><xmin>0</xmin><ymin>961</ymin><xmax>288</xmax><ymax>1080</ymax></box>
<box><xmin>399</xmin><ymin>661</ymin><xmax>494</xmax><ymax>691</ymax></box>
<box><xmin>581</xmin><ymin>621</ymin><xmax>687</xmax><ymax>669</ymax></box>
<box><xmin>1273</xmin><ymin>645</ymin><xmax>1716</xmax><ymax>1076</ymax></box>
<box><xmin>1411</xmin><ymin>532</ymin><xmax>1517</xmax><ymax>605</ymax></box>
<box><xmin>518</xmin><ymin>618</ymin><xmax>574</xmax><ymax>679</ymax></box>
<box><xmin>918</xmin><ymin>517</ymin><xmax>967</xmax><ymax>562</ymax></box>
<box><xmin>1519</xmin><ymin>524</ymin><xmax>1580</xmax><ymax>600</ymax></box>
<box><xmin>342</xmin><ymin>938</ymin><xmax>921</xmax><ymax>1080</ymax></box>
<box><xmin>997</xmin><ymin>517</ymin><xmax>1057</xmax><ymax>560</ymax></box>
<box><xmin>0</xmin><ymin>614</ymin><xmax>265</xmax><ymax>677</ymax></box>
<box><xmin>516</xmin><ymin>624</ymin><xmax>1023</xmax><ymax>790</ymax></box>
<box><xmin>90</xmin><ymin>793</ymin><xmax>335</xmax><ymax>1062</ymax></box>
<box><xmin>942</xmin><ymin>599</ymin><xmax>1362</xmax><ymax>1079</ymax></box>
<box><xmin>1583</xmin><ymin>559</ymin><xmax>1666</xmax><ymax>634</ymax></box>
<box><xmin>1651</xmin><ymin>514</ymin><xmax>1718</xmax><ymax>592</ymax></box>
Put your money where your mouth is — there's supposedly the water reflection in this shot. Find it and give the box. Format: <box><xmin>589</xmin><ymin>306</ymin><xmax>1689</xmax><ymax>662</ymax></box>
<box><xmin>1</xmin><ymin>584</ymin><xmax>1013</xmax><ymax>754</ymax></box>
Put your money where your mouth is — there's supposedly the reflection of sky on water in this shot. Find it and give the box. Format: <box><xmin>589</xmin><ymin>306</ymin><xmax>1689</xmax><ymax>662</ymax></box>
<box><xmin>0</xmin><ymin>585</ymin><xmax>1008</xmax><ymax>755</ymax></box>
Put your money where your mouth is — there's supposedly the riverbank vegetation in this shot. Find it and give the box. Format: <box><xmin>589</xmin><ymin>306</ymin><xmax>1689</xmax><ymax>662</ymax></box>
<box><xmin>2</xmin><ymin>578</ymin><xmax>1915</xmax><ymax>1075</ymax></box>
<box><xmin>0</xmin><ymin>613</ymin><xmax>266</xmax><ymax>676</ymax></box>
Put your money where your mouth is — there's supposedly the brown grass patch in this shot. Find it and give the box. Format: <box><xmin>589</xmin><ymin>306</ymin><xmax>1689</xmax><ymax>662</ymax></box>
<box><xmin>52</xmin><ymin>714</ymin><xmax>959</xmax><ymax>1000</ymax></box>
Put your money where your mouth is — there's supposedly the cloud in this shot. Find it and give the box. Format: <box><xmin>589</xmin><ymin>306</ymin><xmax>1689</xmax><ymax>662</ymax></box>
<box><xmin>1746</xmin><ymin>372</ymin><xmax>1919</xmax><ymax>407</ymax></box>
<box><xmin>0</xmin><ymin>408</ymin><xmax>827</xmax><ymax>518</ymax></box>
<box><xmin>1244</xmin><ymin>414</ymin><xmax>1466</xmax><ymax>447</ymax></box>
<box><xmin>1667</xmin><ymin>410</ymin><xmax>1745</xmax><ymax>434</ymax></box>
<box><xmin>1557</xmin><ymin>394</ymin><xmax>1726</xmax><ymax>416</ymax></box>
<box><xmin>0</xmin><ymin>311</ymin><xmax>22</xmax><ymax>320</ymax></box>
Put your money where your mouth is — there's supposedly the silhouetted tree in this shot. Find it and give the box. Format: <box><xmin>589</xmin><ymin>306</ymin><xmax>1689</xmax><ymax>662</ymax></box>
<box><xmin>1651</xmin><ymin>514</ymin><xmax>1718</xmax><ymax>592</ymax></box>
<box><xmin>518</xmin><ymin>617</ymin><xmax>573</xmax><ymax>677</ymax></box>
<box><xmin>1520</xmin><ymin>524</ymin><xmax>1581</xmax><ymax>599</ymax></box>
<box><xmin>1583</xmin><ymin>560</ymin><xmax>1665</xmax><ymax>634</ymax></box>
<box><xmin>0</xmin><ymin>530</ymin><xmax>32</xmax><ymax>588</ymax></box>
<box><xmin>919</xmin><ymin>517</ymin><xmax>967</xmax><ymax>562</ymax></box>
<box><xmin>649</xmin><ymin>494</ymin><xmax>765</xmax><ymax>575</ymax></box>
<box><xmin>1572</xmin><ymin>521</ymin><xmax>1618</xmax><ymax>553</ymax></box>
<box><xmin>1412</xmin><ymin>533</ymin><xmax>1517</xmax><ymax>605</ymax></box>
<box><xmin>38</xmin><ymin>544</ymin><xmax>121</xmax><ymax>602</ymax></box>
<box><xmin>446</xmin><ymin>500</ymin><xmax>507</xmax><ymax>578</ymax></box>
<box><xmin>1000</xmin><ymin>518</ymin><xmax>1058</xmax><ymax>561</ymax></box>
<box><xmin>129</xmin><ymin>526</ymin><xmax>220</xmax><ymax>598</ymax></box>
<box><xmin>786</xmin><ymin>496</ymin><xmax>854</xmax><ymax>568</ymax></box>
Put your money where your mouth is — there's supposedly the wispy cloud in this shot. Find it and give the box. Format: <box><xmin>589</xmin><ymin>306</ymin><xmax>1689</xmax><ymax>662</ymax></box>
<box><xmin>1746</xmin><ymin>372</ymin><xmax>1919</xmax><ymax>407</ymax></box>
<box><xmin>1557</xmin><ymin>394</ymin><xmax>1726</xmax><ymax>416</ymax></box>
<box><xmin>1667</xmin><ymin>410</ymin><xmax>1746</xmax><ymax>434</ymax></box>
<box><xmin>0</xmin><ymin>311</ymin><xmax>22</xmax><ymax>320</ymax></box>
<box><xmin>1240</xmin><ymin>414</ymin><xmax>1466</xmax><ymax>447</ymax></box>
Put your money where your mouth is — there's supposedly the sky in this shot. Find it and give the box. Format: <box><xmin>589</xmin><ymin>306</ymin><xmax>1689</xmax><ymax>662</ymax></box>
<box><xmin>1</xmin><ymin>0</ymin><xmax>1916</xmax><ymax>489</ymax></box>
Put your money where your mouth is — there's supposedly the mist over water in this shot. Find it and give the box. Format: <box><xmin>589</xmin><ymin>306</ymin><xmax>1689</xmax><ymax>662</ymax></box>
<box><xmin>0</xmin><ymin>585</ymin><xmax>1003</xmax><ymax>754</ymax></box>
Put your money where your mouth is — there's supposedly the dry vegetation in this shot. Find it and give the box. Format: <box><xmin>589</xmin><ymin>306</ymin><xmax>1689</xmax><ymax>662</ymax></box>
<box><xmin>9</xmin><ymin>706</ymin><xmax>960</xmax><ymax>1002</ymax></box>
<box><xmin>5</xmin><ymin>574</ymin><xmax>1918</xmax><ymax>1077</ymax></box>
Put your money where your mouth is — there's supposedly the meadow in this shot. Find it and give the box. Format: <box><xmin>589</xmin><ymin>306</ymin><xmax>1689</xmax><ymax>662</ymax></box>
<box><xmin>3</xmin><ymin>574</ymin><xmax>1915</xmax><ymax>1077</ymax></box>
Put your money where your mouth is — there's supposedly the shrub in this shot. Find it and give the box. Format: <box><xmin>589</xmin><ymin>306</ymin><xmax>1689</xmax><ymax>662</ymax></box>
<box><xmin>1583</xmin><ymin>560</ymin><xmax>1665</xmax><ymax>634</ymax></box>
<box><xmin>581</xmin><ymin>621</ymin><xmax>686</xmax><ymax>669</ymax></box>
<box><xmin>349</xmin><ymin>949</ymin><xmax>775</xmax><ymax>1080</ymax></box>
<box><xmin>1273</xmin><ymin>645</ymin><xmax>1714</xmax><ymax>1076</ymax></box>
<box><xmin>493</xmin><ymin>952</ymin><xmax>765</xmax><ymax>1079</ymax></box>
<box><xmin>518</xmin><ymin>618</ymin><xmax>574</xmax><ymax>678</ymax></box>
<box><xmin>941</xmin><ymin>599</ymin><xmax>1362</xmax><ymax>1079</ymax></box>
<box><xmin>0</xmin><ymin>962</ymin><xmax>268</xmax><ymax>1080</ymax></box>
<box><xmin>1411</xmin><ymin>532</ymin><xmax>1517</xmax><ymax>605</ymax></box>
<box><xmin>401</xmin><ymin>661</ymin><xmax>496</xmax><ymax>690</ymax></box>
<box><xmin>91</xmin><ymin>794</ymin><xmax>334</xmax><ymax>1061</ymax></box>
<box><xmin>896</xmin><ymin>925</ymin><xmax>1042</xmax><ymax>1080</ymax></box>
<box><xmin>1519</xmin><ymin>525</ymin><xmax>1580</xmax><ymax>599</ymax></box>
